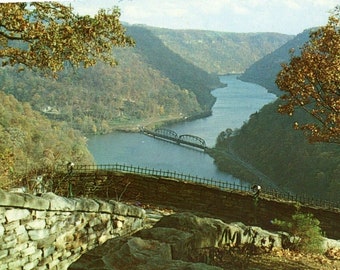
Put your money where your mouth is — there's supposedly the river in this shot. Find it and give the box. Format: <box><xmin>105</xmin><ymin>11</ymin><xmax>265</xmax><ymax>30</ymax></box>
<box><xmin>87</xmin><ymin>75</ymin><xmax>277</xmax><ymax>185</ymax></box>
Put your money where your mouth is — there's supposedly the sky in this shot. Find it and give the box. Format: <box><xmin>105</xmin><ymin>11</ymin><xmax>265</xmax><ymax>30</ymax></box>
<box><xmin>70</xmin><ymin>0</ymin><xmax>339</xmax><ymax>35</ymax></box>
<box><xmin>1</xmin><ymin>0</ymin><xmax>339</xmax><ymax>35</ymax></box>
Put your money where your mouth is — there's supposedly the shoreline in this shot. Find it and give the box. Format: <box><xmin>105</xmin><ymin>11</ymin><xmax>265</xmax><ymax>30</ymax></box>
<box><xmin>105</xmin><ymin>109</ymin><xmax>213</xmax><ymax>134</ymax></box>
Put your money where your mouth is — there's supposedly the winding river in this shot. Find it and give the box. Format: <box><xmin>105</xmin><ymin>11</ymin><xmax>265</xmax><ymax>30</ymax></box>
<box><xmin>87</xmin><ymin>75</ymin><xmax>277</xmax><ymax>185</ymax></box>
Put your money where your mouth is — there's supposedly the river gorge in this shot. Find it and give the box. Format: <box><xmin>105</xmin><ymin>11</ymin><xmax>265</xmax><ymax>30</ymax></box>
<box><xmin>87</xmin><ymin>75</ymin><xmax>277</xmax><ymax>185</ymax></box>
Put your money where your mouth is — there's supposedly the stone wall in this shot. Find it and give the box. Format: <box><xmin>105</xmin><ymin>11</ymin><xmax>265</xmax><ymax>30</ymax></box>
<box><xmin>0</xmin><ymin>189</ymin><xmax>145</xmax><ymax>270</ymax></box>
<box><xmin>69</xmin><ymin>171</ymin><xmax>340</xmax><ymax>240</ymax></box>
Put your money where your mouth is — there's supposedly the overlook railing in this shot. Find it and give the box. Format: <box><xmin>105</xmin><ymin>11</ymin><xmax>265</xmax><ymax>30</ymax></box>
<box><xmin>65</xmin><ymin>163</ymin><xmax>340</xmax><ymax>210</ymax></box>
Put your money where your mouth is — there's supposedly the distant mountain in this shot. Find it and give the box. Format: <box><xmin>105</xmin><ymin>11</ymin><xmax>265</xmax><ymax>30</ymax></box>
<box><xmin>0</xmin><ymin>26</ymin><xmax>220</xmax><ymax>135</ymax></box>
<box><xmin>0</xmin><ymin>24</ymin><xmax>296</xmax><ymax>181</ymax></box>
<box><xmin>239</xmin><ymin>29</ymin><xmax>312</xmax><ymax>95</ymax></box>
<box><xmin>126</xmin><ymin>26</ymin><xmax>219</xmax><ymax>109</ymax></box>
<box><xmin>213</xmin><ymin>28</ymin><xmax>340</xmax><ymax>201</ymax></box>
<box><xmin>1</xmin><ymin>25</ymin><xmax>293</xmax><ymax>136</ymax></box>
<box><xmin>146</xmin><ymin>26</ymin><xmax>293</xmax><ymax>74</ymax></box>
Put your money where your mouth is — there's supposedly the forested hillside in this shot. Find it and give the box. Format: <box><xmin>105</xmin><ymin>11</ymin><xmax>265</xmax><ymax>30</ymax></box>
<box><xmin>0</xmin><ymin>23</ymin><xmax>297</xmax><ymax>190</ymax></box>
<box><xmin>214</xmin><ymin>99</ymin><xmax>340</xmax><ymax>201</ymax></box>
<box><xmin>0</xmin><ymin>92</ymin><xmax>93</xmax><ymax>189</ymax></box>
<box><xmin>239</xmin><ymin>29</ymin><xmax>312</xmax><ymax>95</ymax></box>
<box><xmin>0</xmin><ymin>26</ymin><xmax>221</xmax><ymax>134</ymax></box>
<box><xmin>214</xmin><ymin>27</ymin><xmax>340</xmax><ymax>201</ymax></box>
<box><xmin>0</xmin><ymin>52</ymin><xmax>203</xmax><ymax>134</ymax></box>
<box><xmin>0</xmin><ymin>25</ymin><xmax>291</xmax><ymax>135</ymax></box>
<box><xmin>148</xmin><ymin>27</ymin><xmax>293</xmax><ymax>74</ymax></box>
<box><xmin>0</xmin><ymin>24</ymin><xmax>219</xmax><ymax>185</ymax></box>
<box><xmin>126</xmin><ymin>26</ymin><xmax>219</xmax><ymax>109</ymax></box>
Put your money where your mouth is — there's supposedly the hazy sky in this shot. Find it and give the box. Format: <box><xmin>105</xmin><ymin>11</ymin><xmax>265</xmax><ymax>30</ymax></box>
<box><xmin>1</xmin><ymin>0</ymin><xmax>338</xmax><ymax>34</ymax></box>
<box><xmin>69</xmin><ymin>0</ymin><xmax>339</xmax><ymax>35</ymax></box>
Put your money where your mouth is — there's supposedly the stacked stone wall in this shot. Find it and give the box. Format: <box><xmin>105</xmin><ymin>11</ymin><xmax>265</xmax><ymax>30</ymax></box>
<box><xmin>0</xmin><ymin>189</ymin><xmax>145</xmax><ymax>270</ymax></box>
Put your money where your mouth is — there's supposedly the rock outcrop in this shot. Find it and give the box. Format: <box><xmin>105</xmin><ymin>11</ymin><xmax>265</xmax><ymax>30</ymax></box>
<box><xmin>70</xmin><ymin>212</ymin><xmax>299</xmax><ymax>269</ymax></box>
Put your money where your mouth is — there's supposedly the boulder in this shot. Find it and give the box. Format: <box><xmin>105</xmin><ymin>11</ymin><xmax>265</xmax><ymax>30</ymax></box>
<box><xmin>70</xmin><ymin>235</ymin><xmax>221</xmax><ymax>270</ymax></box>
<box><xmin>149</xmin><ymin>212</ymin><xmax>284</xmax><ymax>252</ymax></box>
<box><xmin>70</xmin><ymin>212</ymin><xmax>290</xmax><ymax>269</ymax></box>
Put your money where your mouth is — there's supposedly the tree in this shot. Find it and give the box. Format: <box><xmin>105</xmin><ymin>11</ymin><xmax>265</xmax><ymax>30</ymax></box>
<box><xmin>272</xmin><ymin>211</ymin><xmax>324</xmax><ymax>254</ymax></box>
<box><xmin>0</xmin><ymin>2</ymin><xmax>132</xmax><ymax>188</ymax></box>
<box><xmin>276</xmin><ymin>6</ymin><xmax>340</xmax><ymax>144</ymax></box>
<box><xmin>0</xmin><ymin>2</ymin><xmax>134</xmax><ymax>76</ymax></box>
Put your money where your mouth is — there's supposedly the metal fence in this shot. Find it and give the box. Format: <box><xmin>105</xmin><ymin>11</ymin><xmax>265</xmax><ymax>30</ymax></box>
<box><xmin>66</xmin><ymin>163</ymin><xmax>340</xmax><ymax>210</ymax></box>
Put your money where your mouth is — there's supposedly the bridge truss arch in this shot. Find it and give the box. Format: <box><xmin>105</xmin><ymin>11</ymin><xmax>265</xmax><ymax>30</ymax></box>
<box><xmin>179</xmin><ymin>134</ymin><xmax>206</xmax><ymax>148</ymax></box>
<box><xmin>155</xmin><ymin>128</ymin><xmax>179</xmax><ymax>139</ymax></box>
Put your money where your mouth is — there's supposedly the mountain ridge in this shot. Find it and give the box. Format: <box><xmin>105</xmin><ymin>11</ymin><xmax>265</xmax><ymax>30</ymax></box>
<box><xmin>0</xmin><ymin>24</ymin><xmax>296</xmax><ymax>188</ymax></box>
<box><xmin>239</xmin><ymin>29</ymin><xmax>312</xmax><ymax>95</ymax></box>
<box><xmin>146</xmin><ymin>26</ymin><xmax>293</xmax><ymax>74</ymax></box>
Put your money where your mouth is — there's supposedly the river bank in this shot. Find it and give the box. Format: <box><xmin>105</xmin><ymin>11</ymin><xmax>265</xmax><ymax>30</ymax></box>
<box><xmin>106</xmin><ymin>109</ymin><xmax>213</xmax><ymax>133</ymax></box>
<box><xmin>87</xmin><ymin>75</ymin><xmax>277</xmax><ymax>186</ymax></box>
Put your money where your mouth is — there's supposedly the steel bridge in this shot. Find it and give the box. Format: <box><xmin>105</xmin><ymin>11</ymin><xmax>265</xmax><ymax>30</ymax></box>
<box><xmin>142</xmin><ymin>128</ymin><xmax>207</xmax><ymax>150</ymax></box>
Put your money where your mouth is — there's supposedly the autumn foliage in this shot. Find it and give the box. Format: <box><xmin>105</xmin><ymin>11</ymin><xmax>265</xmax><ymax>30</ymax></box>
<box><xmin>0</xmin><ymin>2</ymin><xmax>135</xmax><ymax>188</ymax></box>
<box><xmin>0</xmin><ymin>2</ymin><xmax>134</xmax><ymax>75</ymax></box>
<box><xmin>276</xmin><ymin>7</ymin><xmax>340</xmax><ymax>144</ymax></box>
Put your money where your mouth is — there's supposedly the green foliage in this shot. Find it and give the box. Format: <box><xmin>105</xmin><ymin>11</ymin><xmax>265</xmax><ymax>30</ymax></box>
<box><xmin>241</xmin><ymin>17</ymin><xmax>340</xmax><ymax>143</ymax></box>
<box><xmin>276</xmin><ymin>11</ymin><xmax>340</xmax><ymax>144</ymax></box>
<box><xmin>0</xmin><ymin>91</ymin><xmax>94</xmax><ymax>189</ymax></box>
<box><xmin>0</xmin><ymin>24</ymin><xmax>293</xmax><ymax>136</ymax></box>
<box><xmin>214</xmin><ymin>99</ymin><xmax>340</xmax><ymax>201</ymax></box>
<box><xmin>234</xmin><ymin>22</ymin><xmax>340</xmax><ymax>197</ymax></box>
<box><xmin>0</xmin><ymin>25</ymin><xmax>225</xmax><ymax>135</ymax></box>
<box><xmin>0</xmin><ymin>55</ymin><xmax>202</xmax><ymax>134</ymax></box>
<box><xmin>207</xmin><ymin>148</ymin><xmax>257</xmax><ymax>183</ymax></box>
<box><xmin>0</xmin><ymin>2</ymin><xmax>134</xmax><ymax>75</ymax></box>
<box><xmin>126</xmin><ymin>26</ymin><xmax>220</xmax><ymax>109</ymax></box>
<box><xmin>149</xmin><ymin>27</ymin><xmax>293</xmax><ymax>74</ymax></box>
<box><xmin>240</xmin><ymin>30</ymin><xmax>311</xmax><ymax>95</ymax></box>
<box><xmin>272</xmin><ymin>211</ymin><xmax>324</xmax><ymax>253</ymax></box>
